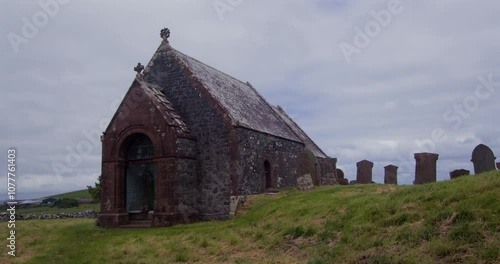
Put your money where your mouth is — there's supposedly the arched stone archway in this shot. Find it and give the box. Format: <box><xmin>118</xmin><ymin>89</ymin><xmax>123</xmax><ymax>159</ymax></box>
<box><xmin>100</xmin><ymin>125</ymin><xmax>167</xmax><ymax>227</ymax></box>
<box><xmin>124</xmin><ymin>134</ymin><xmax>157</xmax><ymax>220</ymax></box>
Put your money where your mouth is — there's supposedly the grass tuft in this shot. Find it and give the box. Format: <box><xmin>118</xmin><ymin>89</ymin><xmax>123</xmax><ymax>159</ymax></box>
<box><xmin>1</xmin><ymin>171</ymin><xmax>498</xmax><ymax>263</ymax></box>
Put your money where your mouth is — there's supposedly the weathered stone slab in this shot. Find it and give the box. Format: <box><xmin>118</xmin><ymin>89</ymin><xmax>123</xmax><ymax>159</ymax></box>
<box><xmin>356</xmin><ymin>160</ymin><xmax>373</xmax><ymax>184</ymax></box>
<box><xmin>336</xmin><ymin>169</ymin><xmax>349</xmax><ymax>185</ymax></box>
<box><xmin>449</xmin><ymin>169</ymin><xmax>470</xmax><ymax>180</ymax></box>
<box><xmin>336</xmin><ymin>168</ymin><xmax>344</xmax><ymax>179</ymax></box>
<box><xmin>297</xmin><ymin>174</ymin><xmax>314</xmax><ymax>190</ymax></box>
<box><xmin>414</xmin><ymin>153</ymin><xmax>439</xmax><ymax>184</ymax></box>
<box><xmin>471</xmin><ymin>144</ymin><xmax>496</xmax><ymax>174</ymax></box>
<box><xmin>384</xmin><ymin>165</ymin><xmax>398</xmax><ymax>185</ymax></box>
<box><xmin>338</xmin><ymin>179</ymin><xmax>349</xmax><ymax>185</ymax></box>
<box><xmin>229</xmin><ymin>196</ymin><xmax>246</xmax><ymax>217</ymax></box>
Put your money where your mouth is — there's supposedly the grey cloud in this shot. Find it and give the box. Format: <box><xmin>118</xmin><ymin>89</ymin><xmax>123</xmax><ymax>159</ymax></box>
<box><xmin>1</xmin><ymin>0</ymin><xmax>499</xmax><ymax>198</ymax></box>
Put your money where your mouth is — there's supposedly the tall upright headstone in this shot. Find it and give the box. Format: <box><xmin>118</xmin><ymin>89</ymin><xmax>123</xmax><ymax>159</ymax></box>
<box><xmin>497</xmin><ymin>162</ymin><xmax>500</xmax><ymax>170</ymax></box>
<box><xmin>336</xmin><ymin>168</ymin><xmax>348</xmax><ymax>185</ymax></box>
<box><xmin>356</xmin><ymin>160</ymin><xmax>374</xmax><ymax>184</ymax></box>
<box><xmin>336</xmin><ymin>168</ymin><xmax>344</xmax><ymax>180</ymax></box>
<box><xmin>471</xmin><ymin>144</ymin><xmax>496</xmax><ymax>174</ymax></box>
<box><xmin>384</xmin><ymin>165</ymin><xmax>398</xmax><ymax>185</ymax></box>
<box><xmin>449</xmin><ymin>169</ymin><xmax>470</xmax><ymax>180</ymax></box>
<box><xmin>414</xmin><ymin>153</ymin><xmax>439</xmax><ymax>184</ymax></box>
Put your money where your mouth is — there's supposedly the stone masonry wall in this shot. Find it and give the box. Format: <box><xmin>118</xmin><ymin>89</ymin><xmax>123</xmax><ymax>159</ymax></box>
<box><xmin>145</xmin><ymin>50</ymin><xmax>232</xmax><ymax>219</ymax></box>
<box><xmin>235</xmin><ymin>127</ymin><xmax>303</xmax><ymax>194</ymax></box>
<box><xmin>174</xmin><ymin>138</ymin><xmax>199</xmax><ymax>222</ymax></box>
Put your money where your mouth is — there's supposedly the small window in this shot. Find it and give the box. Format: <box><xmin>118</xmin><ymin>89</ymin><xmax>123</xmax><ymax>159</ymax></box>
<box><xmin>127</xmin><ymin>135</ymin><xmax>154</xmax><ymax>160</ymax></box>
<box><xmin>264</xmin><ymin>160</ymin><xmax>272</xmax><ymax>189</ymax></box>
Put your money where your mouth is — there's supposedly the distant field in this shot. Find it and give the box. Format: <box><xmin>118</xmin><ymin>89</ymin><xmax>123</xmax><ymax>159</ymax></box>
<box><xmin>10</xmin><ymin>189</ymin><xmax>99</xmax><ymax>216</ymax></box>
<box><xmin>0</xmin><ymin>190</ymin><xmax>98</xmax><ymax>216</ymax></box>
<box><xmin>1</xmin><ymin>171</ymin><xmax>499</xmax><ymax>263</ymax></box>
<box><xmin>47</xmin><ymin>189</ymin><xmax>92</xmax><ymax>200</ymax></box>
<box><xmin>16</xmin><ymin>204</ymin><xmax>99</xmax><ymax>216</ymax></box>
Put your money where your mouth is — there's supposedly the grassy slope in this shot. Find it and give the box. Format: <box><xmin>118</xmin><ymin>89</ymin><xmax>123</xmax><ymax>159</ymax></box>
<box><xmin>2</xmin><ymin>172</ymin><xmax>499</xmax><ymax>264</ymax></box>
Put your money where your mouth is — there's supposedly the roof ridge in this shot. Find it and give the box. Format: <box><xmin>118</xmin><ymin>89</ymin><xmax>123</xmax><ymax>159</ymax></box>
<box><xmin>145</xmin><ymin>40</ymin><xmax>303</xmax><ymax>143</ymax></box>
<box><xmin>272</xmin><ymin>105</ymin><xmax>304</xmax><ymax>142</ymax></box>
<box><xmin>245</xmin><ymin>81</ymin><xmax>303</xmax><ymax>143</ymax></box>
<box><xmin>164</xmin><ymin>43</ymin><xmax>238</xmax><ymax>126</ymax></box>
<box><xmin>167</xmin><ymin>47</ymin><xmax>304</xmax><ymax>144</ymax></box>
<box><xmin>138</xmin><ymin>79</ymin><xmax>191</xmax><ymax>133</ymax></box>
<box><xmin>170</xmin><ymin>47</ymin><xmax>251</xmax><ymax>88</ymax></box>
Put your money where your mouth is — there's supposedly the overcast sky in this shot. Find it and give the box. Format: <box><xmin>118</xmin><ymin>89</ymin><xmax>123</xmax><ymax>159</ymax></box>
<box><xmin>2</xmin><ymin>0</ymin><xmax>499</xmax><ymax>199</ymax></box>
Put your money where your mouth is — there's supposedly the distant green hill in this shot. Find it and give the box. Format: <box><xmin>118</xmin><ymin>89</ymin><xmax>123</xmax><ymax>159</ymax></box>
<box><xmin>1</xmin><ymin>171</ymin><xmax>499</xmax><ymax>263</ymax></box>
<box><xmin>47</xmin><ymin>189</ymin><xmax>92</xmax><ymax>200</ymax></box>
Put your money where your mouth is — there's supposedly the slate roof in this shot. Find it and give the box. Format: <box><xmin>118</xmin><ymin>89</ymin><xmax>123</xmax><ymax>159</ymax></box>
<box><xmin>145</xmin><ymin>41</ymin><xmax>330</xmax><ymax>157</ymax></box>
<box><xmin>171</xmin><ymin>48</ymin><xmax>303</xmax><ymax>142</ymax></box>
<box><xmin>273</xmin><ymin>106</ymin><xmax>327</xmax><ymax>158</ymax></box>
<box><xmin>138</xmin><ymin>79</ymin><xmax>190</xmax><ymax>134</ymax></box>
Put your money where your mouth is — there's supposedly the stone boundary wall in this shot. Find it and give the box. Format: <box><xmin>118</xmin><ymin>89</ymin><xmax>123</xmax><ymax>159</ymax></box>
<box><xmin>0</xmin><ymin>210</ymin><xmax>98</xmax><ymax>221</ymax></box>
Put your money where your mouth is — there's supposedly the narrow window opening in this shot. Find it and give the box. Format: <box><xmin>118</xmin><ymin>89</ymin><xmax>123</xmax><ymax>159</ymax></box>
<box><xmin>264</xmin><ymin>160</ymin><xmax>272</xmax><ymax>190</ymax></box>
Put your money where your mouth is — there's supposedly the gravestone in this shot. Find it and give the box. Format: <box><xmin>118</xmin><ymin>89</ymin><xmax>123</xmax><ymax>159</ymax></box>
<box><xmin>414</xmin><ymin>153</ymin><xmax>439</xmax><ymax>184</ymax></box>
<box><xmin>497</xmin><ymin>162</ymin><xmax>500</xmax><ymax>170</ymax></box>
<box><xmin>356</xmin><ymin>160</ymin><xmax>373</xmax><ymax>184</ymax></box>
<box><xmin>471</xmin><ymin>144</ymin><xmax>496</xmax><ymax>174</ymax></box>
<box><xmin>300</xmin><ymin>150</ymin><xmax>319</xmax><ymax>186</ymax></box>
<box><xmin>336</xmin><ymin>168</ymin><xmax>344</xmax><ymax>179</ymax></box>
<box><xmin>229</xmin><ymin>196</ymin><xmax>246</xmax><ymax>217</ymax></box>
<box><xmin>336</xmin><ymin>169</ymin><xmax>349</xmax><ymax>185</ymax></box>
<box><xmin>319</xmin><ymin>157</ymin><xmax>338</xmax><ymax>185</ymax></box>
<box><xmin>384</xmin><ymin>165</ymin><xmax>398</xmax><ymax>185</ymax></box>
<box><xmin>449</xmin><ymin>169</ymin><xmax>470</xmax><ymax>180</ymax></box>
<box><xmin>297</xmin><ymin>174</ymin><xmax>314</xmax><ymax>191</ymax></box>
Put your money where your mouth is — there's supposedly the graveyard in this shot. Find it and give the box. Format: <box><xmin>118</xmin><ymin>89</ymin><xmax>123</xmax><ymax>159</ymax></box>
<box><xmin>0</xmin><ymin>170</ymin><xmax>498</xmax><ymax>263</ymax></box>
<box><xmin>342</xmin><ymin>144</ymin><xmax>498</xmax><ymax>185</ymax></box>
<box><xmin>4</xmin><ymin>2</ymin><xmax>499</xmax><ymax>263</ymax></box>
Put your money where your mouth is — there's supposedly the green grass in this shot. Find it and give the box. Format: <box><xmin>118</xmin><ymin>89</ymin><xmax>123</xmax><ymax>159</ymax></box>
<box><xmin>1</xmin><ymin>171</ymin><xmax>499</xmax><ymax>263</ymax></box>
<box><xmin>47</xmin><ymin>189</ymin><xmax>92</xmax><ymax>200</ymax></box>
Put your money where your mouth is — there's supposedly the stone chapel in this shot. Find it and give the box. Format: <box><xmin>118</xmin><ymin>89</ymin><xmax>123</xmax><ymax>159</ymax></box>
<box><xmin>100</xmin><ymin>28</ymin><xmax>338</xmax><ymax>227</ymax></box>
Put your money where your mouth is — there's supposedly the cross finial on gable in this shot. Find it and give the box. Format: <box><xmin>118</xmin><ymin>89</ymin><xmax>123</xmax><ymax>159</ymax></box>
<box><xmin>134</xmin><ymin>62</ymin><xmax>144</xmax><ymax>78</ymax></box>
<box><xmin>160</xmin><ymin>28</ymin><xmax>170</xmax><ymax>41</ymax></box>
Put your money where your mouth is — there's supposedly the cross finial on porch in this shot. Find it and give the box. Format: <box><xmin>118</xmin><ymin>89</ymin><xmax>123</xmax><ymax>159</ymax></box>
<box><xmin>134</xmin><ymin>63</ymin><xmax>144</xmax><ymax>78</ymax></box>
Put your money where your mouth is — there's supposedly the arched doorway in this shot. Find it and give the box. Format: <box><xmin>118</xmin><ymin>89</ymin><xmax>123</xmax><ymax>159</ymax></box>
<box><xmin>264</xmin><ymin>160</ymin><xmax>272</xmax><ymax>190</ymax></box>
<box><xmin>125</xmin><ymin>134</ymin><xmax>157</xmax><ymax>220</ymax></box>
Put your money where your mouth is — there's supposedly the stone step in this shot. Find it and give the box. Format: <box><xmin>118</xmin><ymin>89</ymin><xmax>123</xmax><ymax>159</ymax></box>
<box><xmin>120</xmin><ymin>220</ymin><xmax>151</xmax><ymax>228</ymax></box>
